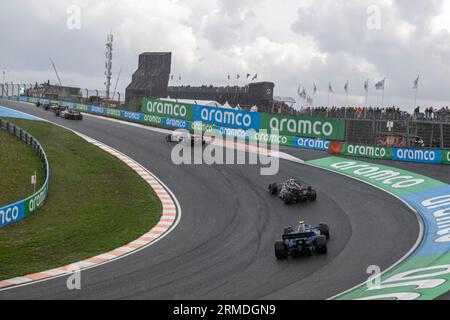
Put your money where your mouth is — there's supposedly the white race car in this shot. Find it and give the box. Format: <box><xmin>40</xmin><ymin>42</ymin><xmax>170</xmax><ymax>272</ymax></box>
<box><xmin>166</xmin><ymin>132</ymin><xmax>206</xmax><ymax>146</ymax></box>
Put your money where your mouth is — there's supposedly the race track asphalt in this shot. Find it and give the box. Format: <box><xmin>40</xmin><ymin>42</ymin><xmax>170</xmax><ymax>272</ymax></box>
<box><xmin>0</xmin><ymin>101</ymin><xmax>427</xmax><ymax>300</ymax></box>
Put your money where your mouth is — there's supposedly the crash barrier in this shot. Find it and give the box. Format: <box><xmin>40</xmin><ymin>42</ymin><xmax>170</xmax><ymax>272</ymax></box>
<box><xmin>0</xmin><ymin>119</ymin><xmax>50</xmax><ymax>229</ymax></box>
<box><xmin>308</xmin><ymin>157</ymin><xmax>450</xmax><ymax>300</ymax></box>
<box><xmin>2</xmin><ymin>96</ymin><xmax>449</xmax><ymax>163</ymax></box>
<box><xmin>329</xmin><ymin>141</ymin><xmax>450</xmax><ymax>165</ymax></box>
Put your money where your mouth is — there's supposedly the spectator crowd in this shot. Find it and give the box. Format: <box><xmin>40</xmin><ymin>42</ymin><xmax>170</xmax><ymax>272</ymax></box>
<box><xmin>293</xmin><ymin>105</ymin><xmax>450</xmax><ymax>121</ymax></box>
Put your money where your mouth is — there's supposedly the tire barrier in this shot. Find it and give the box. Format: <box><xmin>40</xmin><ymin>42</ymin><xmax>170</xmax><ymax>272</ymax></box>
<box><xmin>0</xmin><ymin>119</ymin><xmax>50</xmax><ymax>229</ymax></box>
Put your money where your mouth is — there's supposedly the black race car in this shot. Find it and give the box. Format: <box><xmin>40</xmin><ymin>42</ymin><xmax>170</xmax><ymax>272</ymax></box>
<box><xmin>36</xmin><ymin>102</ymin><xmax>52</xmax><ymax>110</ymax></box>
<box><xmin>57</xmin><ymin>108</ymin><xmax>83</xmax><ymax>120</ymax></box>
<box><xmin>269</xmin><ymin>179</ymin><xmax>317</xmax><ymax>205</ymax></box>
<box><xmin>275</xmin><ymin>221</ymin><xmax>330</xmax><ymax>259</ymax></box>
<box><xmin>49</xmin><ymin>104</ymin><xmax>66</xmax><ymax>115</ymax></box>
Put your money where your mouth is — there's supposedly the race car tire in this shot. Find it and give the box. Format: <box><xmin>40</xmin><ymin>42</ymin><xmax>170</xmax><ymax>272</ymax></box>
<box><xmin>268</xmin><ymin>183</ymin><xmax>278</xmax><ymax>195</ymax></box>
<box><xmin>309</xmin><ymin>190</ymin><xmax>317</xmax><ymax>201</ymax></box>
<box><xmin>319</xmin><ymin>224</ymin><xmax>330</xmax><ymax>240</ymax></box>
<box><xmin>283</xmin><ymin>193</ymin><xmax>292</xmax><ymax>205</ymax></box>
<box><xmin>275</xmin><ymin>241</ymin><xmax>288</xmax><ymax>260</ymax></box>
<box><xmin>298</xmin><ymin>196</ymin><xmax>308</xmax><ymax>203</ymax></box>
<box><xmin>315</xmin><ymin>235</ymin><xmax>327</xmax><ymax>254</ymax></box>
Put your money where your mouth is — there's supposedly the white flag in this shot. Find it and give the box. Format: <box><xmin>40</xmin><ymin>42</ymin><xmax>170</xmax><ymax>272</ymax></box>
<box><xmin>375</xmin><ymin>78</ymin><xmax>385</xmax><ymax>90</ymax></box>
<box><xmin>300</xmin><ymin>87</ymin><xmax>307</xmax><ymax>99</ymax></box>
<box><xmin>413</xmin><ymin>75</ymin><xmax>420</xmax><ymax>89</ymax></box>
<box><xmin>31</xmin><ymin>174</ymin><xmax>37</xmax><ymax>185</ymax></box>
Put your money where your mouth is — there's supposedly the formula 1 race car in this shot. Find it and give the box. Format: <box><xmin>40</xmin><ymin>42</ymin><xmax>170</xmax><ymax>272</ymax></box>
<box><xmin>56</xmin><ymin>108</ymin><xmax>83</xmax><ymax>120</ymax></box>
<box><xmin>166</xmin><ymin>132</ymin><xmax>206</xmax><ymax>146</ymax></box>
<box><xmin>274</xmin><ymin>221</ymin><xmax>330</xmax><ymax>259</ymax></box>
<box><xmin>35</xmin><ymin>102</ymin><xmax>52</xmax><ymax>110</ymax></box>
<box><xmin>268</xmin><ymin>179</ymin><xmax>317</xmax><ymax>205</ymax></box>
<box><xmin>49</xmin><ymin>104</ymin><xmax>66</xmax><ymax>115</ymax></box>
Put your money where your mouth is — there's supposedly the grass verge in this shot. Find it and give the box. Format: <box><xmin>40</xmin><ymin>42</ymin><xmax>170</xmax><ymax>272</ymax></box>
<box><xmin>0</xmin><ymin>126</ymin><xmax>45</xmax><ymax>207</ymax></box>
<box><xmin>0</xmin><ymin>118</ymin><xmax>162</xmax><ymax>280</ymax></box>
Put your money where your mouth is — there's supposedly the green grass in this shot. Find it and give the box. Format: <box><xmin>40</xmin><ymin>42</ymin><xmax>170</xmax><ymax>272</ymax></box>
<box><xmin>0</xmin><ymin>119</ymin><xmax>162</xmax><ymax>280</ymax></box>
<box><xmin>0</xmin><ymin>127</ymin><xmax>45</xmax><ymax>207</ymax></box>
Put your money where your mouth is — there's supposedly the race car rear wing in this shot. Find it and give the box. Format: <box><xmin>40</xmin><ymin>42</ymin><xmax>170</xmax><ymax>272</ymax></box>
<box><xmin>282</xmin><ymin>232</ymin><xmax>315</xmax><ymax>240</ymax></box>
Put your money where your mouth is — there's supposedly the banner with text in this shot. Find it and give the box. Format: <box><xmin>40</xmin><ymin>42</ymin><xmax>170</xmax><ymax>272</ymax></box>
<box><xmin>260</xmin><ymin>113</ymin><xmax>346</xmax><ymax>141</ymax></box>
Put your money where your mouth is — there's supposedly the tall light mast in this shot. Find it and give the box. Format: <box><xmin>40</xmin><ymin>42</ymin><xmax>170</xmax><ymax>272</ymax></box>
<box><xmin>105</xmin><ymin>33</ymin><xmax>113</xmax><ymax>100</ymax></box>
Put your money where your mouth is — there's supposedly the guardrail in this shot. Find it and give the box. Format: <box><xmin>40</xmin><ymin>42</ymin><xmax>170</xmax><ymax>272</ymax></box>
<box><xmin>2</xmin><ymin>95</ymin><xmax>449</xmax><ymax>164</ymax></box>
<box><xmin>0</xmin><ymin>119</ymin><xmax>50</xmax><ymax>228</ymax></box>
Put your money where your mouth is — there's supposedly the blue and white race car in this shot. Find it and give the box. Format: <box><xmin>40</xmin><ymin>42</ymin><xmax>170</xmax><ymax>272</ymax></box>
<box><xmin>274</xmin><ymin>221</ymin><xmax>330</xmax><ymax>259</ymax></box>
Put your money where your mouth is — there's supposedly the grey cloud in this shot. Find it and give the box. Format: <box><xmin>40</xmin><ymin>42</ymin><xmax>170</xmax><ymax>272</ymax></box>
<box><xmin>1</xmin><ymin>0</ymin><xmax>450</xmax><ymax>109</ymax></box>
<box><xmin>290</xmin><ymin>0</ymin><xmax>450</xmax><ymax>107</ymax></box>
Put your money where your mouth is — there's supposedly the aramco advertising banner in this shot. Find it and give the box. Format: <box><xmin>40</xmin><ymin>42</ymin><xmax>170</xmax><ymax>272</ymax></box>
<box><xmin>343</xmin><ymin>144</ymin><xmax>392</xmax><ymax>160</ymax></box>
<box><xmin>141</xmin><ymin>98</ymin><xmax>195</xmax><ymax>120</ymax></box>
<box><xmin>259</xmin><ymin>113</ymin><xmax>346</xmax><ymax>141</ymax></box>
<box><xmin>193</xmin><ymin>105</ymin><xmax>261</xmax><ymax>131</ymax></box>
<box><xmin>141</xmin><ymin>99</ymin><xmax>346</xmax><ymax>140</ymax></box>
<box><xmin>393</xmin><ymin>148</ymin><xmax>443</xmax><ymax>164</ymax></box>
<box><xmin>443</xmin><ymin>150</ymin><xmax>450</xmax><ymax>165</ymax></box>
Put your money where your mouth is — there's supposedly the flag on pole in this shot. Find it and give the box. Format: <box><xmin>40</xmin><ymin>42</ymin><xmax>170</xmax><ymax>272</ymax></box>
<box><xmin>313</xmin><ymin>83</ymin><xmax>317</xmax><ymax>95</ymax></box>
<box><xmin>364</xmin><ymin>79</ymin><xmax>369</xmax><ymax>92</ymax></box>
<box><xmin>31</xmin><ymin>173</ymin><xmax>37</xmax><ymax>185</ymax></box>
<box><xmin>328</xmin><ymin>82</ymin><xmax>333</xmax><ymax>93</ymax></box>
<box><xmin>301</xmin><ymin>88</ymin><xmax>307</xmax><ymax>99</ymax></box>
<box><xmin>227</xmin><ymin>74</ymin><xmax>230</xmax><ymax>80</ymax></box>
<box><xmin>297</xmin><ymin>86</ymin><xmax>307</xmax><ymax>99</ymax></box>
<box><xmin>375</xmin><ymin>78</ymin><xmax>385</xmax><ymax>90</ymax></box>
<box><xmin>413</xmin><ymin>75</ymin><xmax>420</xmax><ymax>89</ymax></box>
<box><xmin>252</xmin><ymin>74</ymin><xmax>258</xmax><ymax>81</ymax></box>
<box><xmin>344</xmin><ymin>80</ymin><xmax>349</xmax><ymax>93</ymax></box>
<box><xmin>237</xmin><ymin>73</ymin><xmax>240</xmax><ymax>80</ymax></box>
<box><xmin>246</xmin><ymin>73</ymin><xmax>251</xmax><ymax>79</ymax></box>
<box><xmin>31</xmin><ymin>171</ymin><xmax>37</xmax><ymax>193</ymax></box>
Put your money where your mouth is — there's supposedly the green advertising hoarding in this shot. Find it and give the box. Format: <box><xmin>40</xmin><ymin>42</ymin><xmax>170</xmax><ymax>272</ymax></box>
<box><xmin>260</xmin><ymin>113</ymin><xmax>346</xmax><ymax>141</ymax></box>
<box><xmin>248</xmin><ymin>130</ymin><xmax>295</xmax><ymax>147</ymax></box>
<box><xmin>75</xmin><ymin>103</ymin><xmax>89</xmax><ymax>112</ymax></box>
<box><xmin>442</xmin><ymin>150</ymin><xmax>450</xmax><ymax>164</ymax></box>
<box><xmin>141</xmin><ymin>98</ymin><xmax>195</xmax><ymax>120</ymax></box>
<box><xmin>343</xmin><ymin>144</ymin><xmax>392</xmax><ymax>160</ymax></box>
<box><xmin>106</xmin><ymin>108</ymin><xmax>123</xmax><ymax>118</ymax></box>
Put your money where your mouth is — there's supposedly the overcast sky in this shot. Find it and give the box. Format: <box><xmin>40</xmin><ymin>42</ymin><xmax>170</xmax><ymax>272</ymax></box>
<box><xmin>1</xmin><ymin>0</ymin><xmax>450</xmax><ymax>111</ymax></box>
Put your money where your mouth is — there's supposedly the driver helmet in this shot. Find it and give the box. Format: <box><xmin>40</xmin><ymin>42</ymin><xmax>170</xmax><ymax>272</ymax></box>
<box><xmin>298</xmin><ymin>220</ymin><xmax>305</xmax><ymax>232</ymax></box>
<box><xmin>287</xmin><ymin>179</ymin><xmax>297</xmax><ymax>188</ymax></box>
